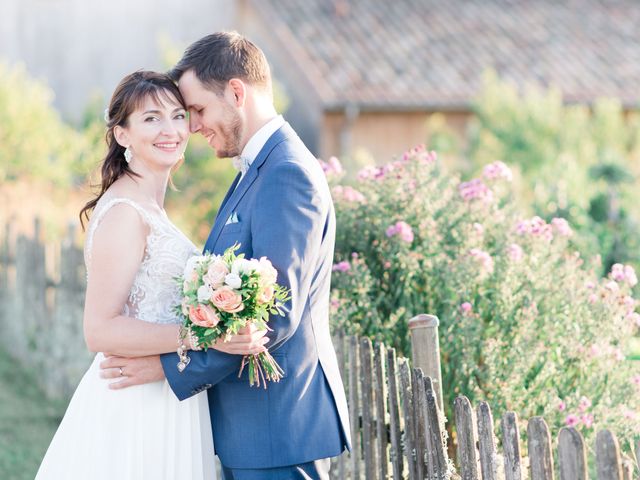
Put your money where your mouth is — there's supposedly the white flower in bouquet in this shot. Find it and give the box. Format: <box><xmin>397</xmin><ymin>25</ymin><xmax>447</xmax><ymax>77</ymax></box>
<box><xmin>197</xmin><ymin>285</ymin><xmax>214</xmax><ymax>303</ymax></box>
<box><xmin>231</xmin><ymin>258</ymin><xmax>253</xmax><ymax>276</ymax></box>
<box><xmin>224</xmin><ymin>272</ymin><xmax>242</xmax><ymax>289</ymax></box>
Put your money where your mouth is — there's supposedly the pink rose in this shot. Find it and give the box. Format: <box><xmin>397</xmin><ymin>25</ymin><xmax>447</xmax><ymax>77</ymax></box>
<box><xmin>204</xmin><ymin>259</ymin><xmax>229</xmax><ymax>289</ymax></box>
<box><xmin>211</xmin><ymin>286</ymin><xmax>244</xmax><ymax>313</ymax></box>
<box><xmin>188</xmin><ymin>304</ymin><xmax>220</xmax><ymax>328</ymax></box>
<box><xmin>258</xmin><ymin>285</ymin><xmax>275</xmax><ymax>304</ymax></box>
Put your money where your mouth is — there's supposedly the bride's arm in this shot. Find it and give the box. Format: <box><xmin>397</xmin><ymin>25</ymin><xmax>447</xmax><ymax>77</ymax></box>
<box><xmin>82</xmin><ymin>204</ymin><xmax>181</xmax><ymax>356</ymax></box>
<box><xmin>83</xmin><ymin>204</ymin><xmax>267</xmax><ymax>357</ymax></box>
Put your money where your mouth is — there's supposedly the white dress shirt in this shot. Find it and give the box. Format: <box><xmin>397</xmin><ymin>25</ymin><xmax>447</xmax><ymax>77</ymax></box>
<box><xmin>235</xmin><ymin>115</ymin><xmax>285</xmax><ymax>186</ymax></box>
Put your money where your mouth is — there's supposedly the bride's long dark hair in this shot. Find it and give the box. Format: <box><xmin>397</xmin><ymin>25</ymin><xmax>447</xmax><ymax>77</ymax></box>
<box><xmin>79</xmin><ymin>71</ymin><xmax>186</xmax><ymax>229</ymax></box>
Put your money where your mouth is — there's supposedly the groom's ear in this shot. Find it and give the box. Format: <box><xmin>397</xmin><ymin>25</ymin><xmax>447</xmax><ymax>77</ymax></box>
<box><xmin>228</xmin><ymin>78</ymin><xmax>246</xmax><ymax>107</ymax></box>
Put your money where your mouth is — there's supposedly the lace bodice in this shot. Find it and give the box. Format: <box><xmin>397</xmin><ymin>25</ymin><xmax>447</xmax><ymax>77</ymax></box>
<box><xmin>84</xmin><ymin>196</ymin><xmax>199</xmax><ymax>324</ymax></box>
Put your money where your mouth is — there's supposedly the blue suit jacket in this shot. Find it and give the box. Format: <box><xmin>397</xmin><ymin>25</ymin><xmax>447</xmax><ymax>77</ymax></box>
<box><xmin>161</xmin><ymin>123</ymin><xmax>351</xmax><ymax>469</ymax></box>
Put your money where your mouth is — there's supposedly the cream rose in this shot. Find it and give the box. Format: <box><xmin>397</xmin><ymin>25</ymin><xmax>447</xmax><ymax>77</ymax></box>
<box><xmin>188</xmin><ymin>304</ymin><xmax>220</xmax><ymax>328</ymax></box>
<box><xmin>257</xmin><ymin>257</ymin><xmax>278</xmax><ymax>286</ymax></box>
<box><xmin>203</xmin><ymin>259</ymin><xmax>229</xmax><ymax>289</ymax></box>
<box><xmin>211</xmin><ymin>286</ymin><xmax>244</xmax><ymax>313</ymax></box>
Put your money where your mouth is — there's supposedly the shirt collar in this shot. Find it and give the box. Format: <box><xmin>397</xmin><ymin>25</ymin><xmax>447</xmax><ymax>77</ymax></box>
<box><xmin>239</xmin><ymin>115</ymin><xmax>285</xmax><ymax>166</ymax></box>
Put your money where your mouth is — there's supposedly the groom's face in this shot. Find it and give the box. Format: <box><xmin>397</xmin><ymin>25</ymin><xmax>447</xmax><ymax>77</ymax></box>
<box><xmin>178</xmin><ymin>69</ymin><xmax>243</xmax><ymax>159</ymax></box>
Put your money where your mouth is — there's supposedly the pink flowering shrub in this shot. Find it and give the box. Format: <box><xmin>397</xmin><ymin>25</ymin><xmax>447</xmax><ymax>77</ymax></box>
<box><xmin>327</xmin><ymin>146</ymin><xmax>640</xmax><ymax>448</ymax></box>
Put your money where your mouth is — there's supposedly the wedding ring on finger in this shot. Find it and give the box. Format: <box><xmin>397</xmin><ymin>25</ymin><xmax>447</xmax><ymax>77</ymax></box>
<box><xmin>119</xmin><ymin>367</ymin><xmax>124</xmax><ymax>377</ymax></box>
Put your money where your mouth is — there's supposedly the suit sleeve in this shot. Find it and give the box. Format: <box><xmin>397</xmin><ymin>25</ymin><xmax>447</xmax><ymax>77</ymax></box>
<box><xmin>161</xmin><ymin>160</ymin><xmax>326</xmax><ymax>400</ymax></box>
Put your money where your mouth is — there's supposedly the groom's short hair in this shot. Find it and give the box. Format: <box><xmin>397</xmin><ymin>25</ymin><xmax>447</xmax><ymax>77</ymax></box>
<box><xmin>170</xmin><ymin>31</ymin><xmax>272</xmax><ymax>94</ymax></box>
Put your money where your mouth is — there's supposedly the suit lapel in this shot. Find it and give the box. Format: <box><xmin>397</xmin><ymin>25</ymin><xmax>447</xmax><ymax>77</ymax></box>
<box><xmin>205</xmin><ymin>124</ymin><xmax>295</xmax><ymax>251</ymax></box>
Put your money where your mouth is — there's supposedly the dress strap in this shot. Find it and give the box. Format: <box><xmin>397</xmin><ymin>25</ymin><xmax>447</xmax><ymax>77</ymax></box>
<box><xmin>84</xmin><ymin>197</ymin><xmax>153</xmax><ymax>270</ymax></box>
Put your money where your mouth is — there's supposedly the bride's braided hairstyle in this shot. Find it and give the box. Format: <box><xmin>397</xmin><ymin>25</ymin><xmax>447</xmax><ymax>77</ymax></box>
<box><xmin>79</xmin><ymin>71</ymin><xmax>185</xmax><ymax>229</ymax></box>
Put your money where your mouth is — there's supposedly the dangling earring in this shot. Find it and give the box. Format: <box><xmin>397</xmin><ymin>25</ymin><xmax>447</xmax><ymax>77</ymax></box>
<box><xmin>124</xmin><ymin>147</ymin><xmax>133</xmax><ymax>164</ymax></box>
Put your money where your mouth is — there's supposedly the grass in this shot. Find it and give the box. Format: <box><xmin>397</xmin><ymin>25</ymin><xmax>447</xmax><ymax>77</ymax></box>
<box><xmin>0</xmin><ymin>347</ymin><xmax>66</xmax><ymax>480</ymax></box>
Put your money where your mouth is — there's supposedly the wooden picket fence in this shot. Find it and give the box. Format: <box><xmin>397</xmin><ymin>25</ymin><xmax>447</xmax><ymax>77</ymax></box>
<box><xmin>1</xmin><ymin>219</ymin><xmax>639</xmax><ymax>478</ymax></box>
<box><xmin>330</xmin><ymin>330</ymin><xmax>640</xmax><ymax>479</ymax></box>
<box><xmin>0</xmin><ymin>219</ymin><xmax>92</xmax><ymax>399</ymax></box>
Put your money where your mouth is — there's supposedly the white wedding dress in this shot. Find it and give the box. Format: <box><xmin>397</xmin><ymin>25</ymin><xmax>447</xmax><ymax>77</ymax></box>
<box><xmin>35</xmin><ymin>196</ymin><xmax>216</xmax><ymax>480</ymax></box>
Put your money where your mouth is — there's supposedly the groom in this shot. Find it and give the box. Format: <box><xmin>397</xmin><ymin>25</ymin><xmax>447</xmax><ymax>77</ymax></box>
<box><xmin>103</xmin><ymin>32</ymin><xmax>350</xmax><ymax>479</ymax></box>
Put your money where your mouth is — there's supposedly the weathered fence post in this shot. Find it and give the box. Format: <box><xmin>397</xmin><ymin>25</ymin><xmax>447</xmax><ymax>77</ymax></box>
<box><xmin>360</xmin><ymin>338</ymin><xmax>377</xmax><ymax>480</ymax></box>
<box><xmin>408</xmin><ymin>314</ymin><xmax>443</xmax><ymax>411</ymax></box>
<box><xmin>454</xmin><ymin>396</ymin><xmax>479</xmax><ymax>480</ymax></box>
<box><xmin>386</xmin><ymin>347</ymin><xmax>404</xmax><ymax>480</ymax></box>
<box><xmin>398</xmin><ymin>358</ymin><xmax>418</xmax><ymax>480</ymax></box>
<box><xmin>373</xmin><ymin>342</ymin><xmax>389</xmax><ymax>480</ymax></box>
<box><xmin>423</xmin><ymin>378</ymin><xmax>448</xmax><ymax>479</ymax></box>
<box><xmin>527</xmin><ymin>417</ymin><xmax>555</xmax><ymax>480</ymax></box>
<box><xmin>501</xmin><ymin>411</ymin><xmax>523</xmax><ymax>480</ymax></box>
<box><xmin>477</xmin><ymin>401</ymin><xmax>498</xmax><ymax>480</ymax></box>
<box><xmin>557</xmin><ymin>427</ymin><xmax>587</xmax><ymax>480</ymax></box>
<box><xmin>348</xmin><ymin>336</ymin><xmax>361</xmax><ymax>479</ymax></box>
<box><xmin>596</xmin><ymin>430</ymin><xmax>623</xmax><ymax>480</ymax></box>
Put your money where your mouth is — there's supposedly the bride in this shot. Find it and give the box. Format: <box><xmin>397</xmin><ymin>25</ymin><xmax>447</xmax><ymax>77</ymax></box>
<box><xmin>35</xmin><ymin>70</ymin><xmax>267</xmax><ymax>480</ymax></box>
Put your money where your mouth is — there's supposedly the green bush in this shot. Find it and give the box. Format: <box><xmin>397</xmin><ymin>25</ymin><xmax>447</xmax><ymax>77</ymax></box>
<box><xmin>0</xmin><ymin>62</ymin><xmax>96</xmax><ymax>186</ymax></box>
<box><xmin>435</xmin><ymin>71</ymin><xmax>640</xmax><ymax>277</ymax></box>
<box><xmin>328</xmin><ymin>148</ymin><xmax>640</xmax><ymax>449</ymax></box>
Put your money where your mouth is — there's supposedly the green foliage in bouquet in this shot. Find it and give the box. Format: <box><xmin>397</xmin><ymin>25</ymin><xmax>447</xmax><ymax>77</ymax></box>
<box><xmin>176</xmin><ymin>244</ymin><xmax>290</xmax><ymax>387</ymax></box>
<box><xmin>327</xmin><ymin>148</ymin><xmax>640</xmax><ymax>450</ymax></box>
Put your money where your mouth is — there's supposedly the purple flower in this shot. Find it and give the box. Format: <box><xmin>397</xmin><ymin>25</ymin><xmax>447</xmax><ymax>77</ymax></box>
<box><xmin>386</xmin><ymin>221</ymin><xmax>414</xmax><ymax>243</ymax></box>
<box><xmin>320</xmin><ymin>156</ymin><xmax>343</xmax><ymax>177</ymax></box>
<box><xmin>580</xmin><ymin>414</ymin><xmax>594</xmax><ymax>428</ymax></box>
<box><xmin>610</xmin><ymin>264</ymin><xmax>638</xmax><ymax>286</ymax></box>
<box><xmin>458</xmin><ymin>178</ymin><xmax>493</xmax><ymax>203</ymax></box>
<box><xmin>551</xmin><ymin>218</ymin><xmax>572</xmax><ymax>237</ymax></box>
<box><xmin>632</xmin><ymin>375</ymin><xmax>640</xmax><ymax>387</ymax></box>
<box><xmin>468</xmin><ymin>248</ymin><xmax>494</xmax><ymax>274</ymax></box>
<box><xmin>332</xmin><ymin>185</ymin><xmax>366</xmax><ymax>203</ymax></box>
<box><xmin>558</xmin><ymin>401</ymin><xmax>566</xmax><ymax>412</ymax></box>
<box><xmin>507</xmin><ymin>243</ymin><xmax>524</xmax><ymax>262</ymax></box>
<box><xmin>332</xmin><ymin>261</ymin><xmax>351</xmax><ymax>273</ymax></box>
<box><xmin>460</xmin><ymin>302</ymin><xmax>473</xmax><ymax>315</ymax></box>
<box><xmin>565</xmin><ymin>414</ymin><xmax>580</xmax><ymax>427</ymax></box>
<box><xmin>578</xmin><ymin>396</ymin><xmax>591</xmax><ymax>413</ymax></box>
<box><xmin>483</xmin><ymin>161</ymin><xmax>513</xmax><ymax>182</ymax></box>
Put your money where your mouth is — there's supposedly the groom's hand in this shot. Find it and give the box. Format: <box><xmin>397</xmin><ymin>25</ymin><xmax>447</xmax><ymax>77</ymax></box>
<box><xmin>99</xmin><ymin>355</ymin><xmax>164</xmax><ymax>390</ymax></box>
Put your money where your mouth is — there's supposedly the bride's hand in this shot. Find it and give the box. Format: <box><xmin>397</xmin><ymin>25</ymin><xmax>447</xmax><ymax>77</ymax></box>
<box><xmin>212</xmin><ymin>323</ymin><xmax>269</xmax><ymax>355</ymax></box>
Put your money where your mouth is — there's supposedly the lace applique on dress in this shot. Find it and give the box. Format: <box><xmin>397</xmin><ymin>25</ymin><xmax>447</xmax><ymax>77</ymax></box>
<box><xmin>84</xmin><ymin>196</ymin><xmax>199</xmax><ymax>325</ymax></box>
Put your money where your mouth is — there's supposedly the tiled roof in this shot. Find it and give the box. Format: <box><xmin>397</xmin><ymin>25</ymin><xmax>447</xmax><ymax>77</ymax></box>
<box><xmin>251</xmin><ymin>0</ymin><xmax>640</xmax><ymax>110</ymax></box>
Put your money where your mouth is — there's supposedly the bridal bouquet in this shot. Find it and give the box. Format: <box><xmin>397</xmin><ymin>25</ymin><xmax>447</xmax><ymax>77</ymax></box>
<box><xmin>175</xmin><ymin>243</ymin><xmax>289</xmax><ymax>387</ymax></box>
